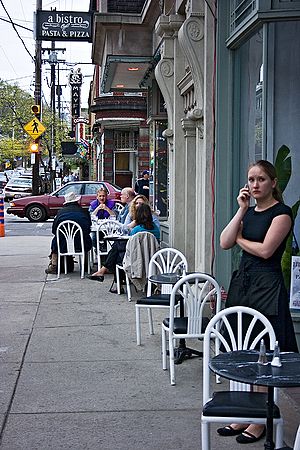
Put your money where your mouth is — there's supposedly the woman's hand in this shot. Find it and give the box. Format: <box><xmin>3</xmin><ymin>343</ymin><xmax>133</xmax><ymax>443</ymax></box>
<box><xmin>220</xmin><ymin>187</ymin><xmax>249</xmax><ymax>250</ymax></box>
<box><xmin>237</xmin><ymin>184</ymin><xmax>251</xmax><ymax>210</ymax></box>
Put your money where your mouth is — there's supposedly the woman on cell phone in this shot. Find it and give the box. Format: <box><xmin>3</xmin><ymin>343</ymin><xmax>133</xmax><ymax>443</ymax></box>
<box><xmin>218</xmin><ymin>160</ymin><xmax>298</xmax><ymax>444</ymax></box>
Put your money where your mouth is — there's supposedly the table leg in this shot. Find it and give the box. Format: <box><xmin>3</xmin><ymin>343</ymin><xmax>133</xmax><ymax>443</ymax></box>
<box><xmin>174</xmin><ymin>339</ymin><xmax>203</xmax><ymax>364</ymax></box>
<box><xmin>264</xmin><ymin>386</ymin><xmax>275</xmax><ymax>450</ymax></box>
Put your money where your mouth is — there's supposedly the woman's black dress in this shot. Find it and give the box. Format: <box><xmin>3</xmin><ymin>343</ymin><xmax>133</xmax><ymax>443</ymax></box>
<box><xmin>226</xmin><ymin>202</ymin><xmax>298</xmax><ymax>352</ymax></box>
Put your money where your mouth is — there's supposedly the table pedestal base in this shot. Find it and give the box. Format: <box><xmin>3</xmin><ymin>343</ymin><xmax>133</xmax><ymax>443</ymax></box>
<box><xmin>174</xmin><ymin>340</ymin><xmax>203</xmax><ymax>365</ymax></box>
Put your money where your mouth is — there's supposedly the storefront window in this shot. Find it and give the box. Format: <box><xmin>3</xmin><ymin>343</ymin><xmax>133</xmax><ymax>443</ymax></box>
<box><xmin>234</xmin><ymin>29</ymin><xmax>263</xmax><ymax>170</ymax></box>
<box><xmin>154</xmin><ymin>120</ymin><xmax>168</xmax><ymax>219</ymax></box>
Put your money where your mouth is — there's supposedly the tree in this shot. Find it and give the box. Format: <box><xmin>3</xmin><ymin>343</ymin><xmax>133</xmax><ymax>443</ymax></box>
<box><xmin>0</xmin><ymin>79</ymin><xmax>70</xmax><ymax>169</ymax></box>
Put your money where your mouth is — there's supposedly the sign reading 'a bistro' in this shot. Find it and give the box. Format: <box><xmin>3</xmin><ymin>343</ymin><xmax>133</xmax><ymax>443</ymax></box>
<box><xmin>35</xmin><ymin>10</ymin><xmax>92</xmax><ymax>42</ymax></box>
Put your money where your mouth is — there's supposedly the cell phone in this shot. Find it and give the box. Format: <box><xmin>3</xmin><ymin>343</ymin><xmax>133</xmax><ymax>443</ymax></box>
<box><xmin>244</xmin><ymin>183</ymin><xmax>249</xmax><ymax>190</ymax></box>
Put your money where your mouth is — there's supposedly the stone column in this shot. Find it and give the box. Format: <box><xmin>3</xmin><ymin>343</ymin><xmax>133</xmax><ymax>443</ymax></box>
<box><xmin>155</xmin><ymin>14</ymin><xmax>186</xmax><ymax>251</ymax></box>
<box><xmin>181</xmin><ymin>117</ymin><xmax>197</xmax><ymax>268</ymax></box>
<box><xmin>177</xmin><ymin>2</ymin><xmax>214</xmax><ymax>273</ymax></box>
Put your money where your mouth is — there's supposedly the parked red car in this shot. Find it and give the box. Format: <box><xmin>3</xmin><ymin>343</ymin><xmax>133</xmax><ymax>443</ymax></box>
<box><xmin>7</xmin><ymin>181</ymin><xmax>122</xmax><ymax>222</ymax></box>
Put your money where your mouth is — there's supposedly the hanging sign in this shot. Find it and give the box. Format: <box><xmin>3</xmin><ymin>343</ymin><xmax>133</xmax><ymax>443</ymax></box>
<box><xmin>35</xmin><ymin>11</ymin><xmax>92</xmax><ymax>42</ymax></box>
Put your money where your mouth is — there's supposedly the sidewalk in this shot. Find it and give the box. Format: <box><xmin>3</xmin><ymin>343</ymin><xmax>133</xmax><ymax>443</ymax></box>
<box><xmin>0</xmin><ymin>235</ymin><xmax>299</xmax><ymax>449</ymax></box>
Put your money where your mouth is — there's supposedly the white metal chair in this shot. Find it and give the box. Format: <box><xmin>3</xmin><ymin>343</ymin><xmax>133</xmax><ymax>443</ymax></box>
<box><xmin>56</xmin><ymin>220</ymin><xmax>91</xmax><ymax>279</ymax></box>
<box><xmin>135</xmin><ymin>247</ymin><xmax>188</xmax><ymax>345</ymax></box>
<box><xmin>117</xmin><ymin>232</ymin><xmax>159</xmax><ymax>302</ymax></box>
<box><xmin>162</xmin><ymin>272</ymin><xmax>221</xmax><ymax>385</ymax></box>
<box><xmin>114</xmin><ymin>202</ymin><xmax>125</xmax><ymax>215</ymax></box>
<box><xmin>201</xmin><ymin>306</ymin><xmax>283</xmax><ymax>450</ymax></box>
<box><xmin>95</xmin><ymin>219</ymin><xmax>123</xmax><ymax>270</ymax></box>
<box><xmin>276</xmin><ymin>424</ymin><xmax>300</xmax><ymax>450</ymax></box>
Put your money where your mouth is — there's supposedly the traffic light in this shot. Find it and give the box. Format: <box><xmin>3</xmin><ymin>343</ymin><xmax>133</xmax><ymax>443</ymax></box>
<box><xmin>31</xmin><ymin>105</ymin><xmax>40</xmax><ymax>115</ymax></box>
<box><xmin>29</xmin><ymin>141</ymin><xmax>39</xmax><ymax>153</ymax></box>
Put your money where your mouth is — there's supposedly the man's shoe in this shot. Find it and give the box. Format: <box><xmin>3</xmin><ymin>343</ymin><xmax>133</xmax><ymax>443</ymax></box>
<box><xmin>109</xmin><ymin>286</ymin><xmax>125</xmax><ymax>294</ymax></box>
<box><xmin>45</xmin><ymin>264</ymin><xmax>57</xmax><ymax>274</ymax></box>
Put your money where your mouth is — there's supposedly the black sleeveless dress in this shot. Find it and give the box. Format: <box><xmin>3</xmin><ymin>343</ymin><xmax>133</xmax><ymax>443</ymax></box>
<box><xmin>226</xmin><ymin>202</ymin><xmax>298</xmax><ymax>352</ymax></box>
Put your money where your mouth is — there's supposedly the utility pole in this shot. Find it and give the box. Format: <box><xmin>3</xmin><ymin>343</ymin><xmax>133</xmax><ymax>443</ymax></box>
<box><xmin>32</xmin><ymin>0</ymin><xmax>42</xmax><ymax>195</ymax></box>
<box><xmin>49</xmin><ymin>40</ymin><xmax>57</xmax><ymax>191</ymax></box>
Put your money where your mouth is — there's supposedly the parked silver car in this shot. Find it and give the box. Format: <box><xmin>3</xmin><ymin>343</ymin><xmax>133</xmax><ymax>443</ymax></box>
<box><xmin>4</xmin><ymin>177</ymin><xmax>32</xmax><ymax>201</ymax></box>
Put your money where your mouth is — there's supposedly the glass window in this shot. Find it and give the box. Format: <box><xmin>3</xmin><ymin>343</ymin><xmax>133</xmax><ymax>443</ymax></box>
<box><xmin>84</xmin><ymin>183</ymin><xmax>105</xmax><ymax>195</ymax></box>
<box><xmin>57</xmin><ymin>183</ymin><xmax>83</xmax><ymax>196</ymax></box>
<box><xmin>115</xmin><ymin>153</ymin><xmax>129</xmax><ymax>170</ymax></box>
<box><xmin>234</xmin><ymin>28</ymin><xmax>263</xmax><ymax>172</ymax></box>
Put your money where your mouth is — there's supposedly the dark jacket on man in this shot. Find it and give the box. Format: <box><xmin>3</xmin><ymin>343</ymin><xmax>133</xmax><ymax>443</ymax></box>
<box><xmin>51</xmin><ymin>202</ymin><xmax>92</xmax><ymax>253</ymax></box>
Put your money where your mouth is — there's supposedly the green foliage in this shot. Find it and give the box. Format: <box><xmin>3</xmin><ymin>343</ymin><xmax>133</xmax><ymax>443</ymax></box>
<box><xmin>0</xmin><ymin>79</ymin><xmax>70</xmax><ymax>166</ymax></box>
<box><xmin>275</xmin><ymin>145</ymin><xmax>300</xmax><ymax>289</ymax></box>
<box><xmin>275</xmin><ymin>145</ymin><xmax>292</xmax><ymax>194</ymax></box>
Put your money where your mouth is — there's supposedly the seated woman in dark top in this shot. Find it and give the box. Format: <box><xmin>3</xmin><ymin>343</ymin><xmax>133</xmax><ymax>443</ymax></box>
<box><xmin>130</xmin><ymin>203</ymin><xmax>160</xmax><ymax>241</ymax></box>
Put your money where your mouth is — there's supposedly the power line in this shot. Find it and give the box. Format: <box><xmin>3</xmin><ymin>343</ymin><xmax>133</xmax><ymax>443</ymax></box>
<box><xmin>0</xmin><ymin>16</ymin><xmax>33</xmax><ymax>32</ymax></box>
<box><xmin>0</xmin><ymin>0</ymin><xmax>35</xmax><ymax>63</ymax></box>
<box><xmin>5</xmin><ymin>75</ymin><xmax>33</xmax><ymax>82</ymax></box>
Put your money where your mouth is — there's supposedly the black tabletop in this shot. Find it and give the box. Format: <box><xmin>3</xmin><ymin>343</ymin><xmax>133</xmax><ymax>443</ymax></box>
<box><xmin>102</xmin><ymin>235</ymin><xmax>129</xmax><ymax>242</ymax></box>
<box><xmin>148</xmin><ymin>273</ymin><xmax>181</xmax><ymax>285</ymax></box>
<box><xmin>210</xmin><ymin>350</ymin><xmax>300</xmax><ymax>388</ymax></box>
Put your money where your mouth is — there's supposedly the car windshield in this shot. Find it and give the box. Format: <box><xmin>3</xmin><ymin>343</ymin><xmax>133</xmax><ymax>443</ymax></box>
<box><xmin>7</xmin><ymin>178</ymin><xmax>32</xmax><ymax>186</ymax></box>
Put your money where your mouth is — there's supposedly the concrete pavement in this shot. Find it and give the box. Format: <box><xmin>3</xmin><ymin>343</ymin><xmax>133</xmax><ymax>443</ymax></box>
<box><xmin>0</xmin><ymin>234</ymin><xmax>299</xmax><ymax>449</ymax></box>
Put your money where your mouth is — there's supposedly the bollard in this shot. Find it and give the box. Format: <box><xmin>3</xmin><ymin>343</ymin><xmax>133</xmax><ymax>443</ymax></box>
<box><xmin>0</xmin><ymin>195</ymin><xmax>5</xmax><ymax>237</ymax></box>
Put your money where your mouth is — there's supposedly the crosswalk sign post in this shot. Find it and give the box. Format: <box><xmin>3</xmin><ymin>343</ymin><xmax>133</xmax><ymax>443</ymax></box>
<box><xmin>23</xmin><ymin>118</ymin><xmax>46</xmax><ymax>139</ymax></box>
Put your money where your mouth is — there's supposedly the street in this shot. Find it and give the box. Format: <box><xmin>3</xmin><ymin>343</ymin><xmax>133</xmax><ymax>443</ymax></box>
<box><xmin>4</xmin><ymin>202</ymin><xmax>53</xmax><ymax>237</ymax></box>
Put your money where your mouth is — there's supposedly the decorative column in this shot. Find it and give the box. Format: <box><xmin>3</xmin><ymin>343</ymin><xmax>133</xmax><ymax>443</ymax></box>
<box><xmin>177</xmin><ymin>2</ymin><xmax>214</xmax><ymax>273</ymax></box>
<box><xmin>181</xmin><ymin>117</ymin><xmax>197</xmax><ymax>268</ymax></box>
<box><xmin>155</xmin><ymin>14</ymin><xmax>186</xmax><ymax>250</ymax></box>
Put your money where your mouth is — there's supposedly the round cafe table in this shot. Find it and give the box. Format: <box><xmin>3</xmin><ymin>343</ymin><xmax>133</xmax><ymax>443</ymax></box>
<box><xmin>209</xmin><ymin>350</ymin><xmax>300</xmax><ymax>450</ymax></box>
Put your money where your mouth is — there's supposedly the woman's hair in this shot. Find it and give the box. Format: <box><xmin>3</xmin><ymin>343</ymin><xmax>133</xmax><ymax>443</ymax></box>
<box><xmin>135</xmin><ymin>204</ymin><xmax>154</xmax><ymax>230</ymax></box>
<box><xmin>129</xmin><ymin>194</ymin><xmax>149</xmax><ymax>220</ymax></box>
<box><xmin>97</xmin><ymin>187</ymin><xmax>108</xmax><ymax>197</ymax></box>
<box><xmin>248</xmin><ymin>160</ymin><xmax>283</xmax><ymax>203</ymax></box>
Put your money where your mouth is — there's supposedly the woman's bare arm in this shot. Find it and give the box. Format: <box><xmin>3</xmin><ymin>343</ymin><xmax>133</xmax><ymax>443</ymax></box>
<box><xmin>236</xmin><ymin>214</ymin><xmax>292</xmax><ymax>259</ymax></box>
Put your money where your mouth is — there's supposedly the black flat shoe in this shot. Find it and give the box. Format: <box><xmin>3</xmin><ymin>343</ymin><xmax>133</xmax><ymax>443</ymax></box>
<box><xmin>88</xmin><ymin>275</ymin><xmax>104</xmax><ymax>282</ymax></box>
<box><xmin>109</xmin><ymin>286</ymin><xmax>125</xmax><ymax>294</ymax></box>
<box><xmin>217</xmin><ymin>425</ymin><xmax>247</xmax><ymax>436</ymax></box>
<box><xmin>236</xmin><ymin>427</ymin><xmax>266</xmax><ymax>444</ymax></box>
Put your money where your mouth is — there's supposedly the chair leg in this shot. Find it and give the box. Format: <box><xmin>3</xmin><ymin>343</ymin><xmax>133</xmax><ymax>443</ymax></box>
<box><xmin>136</xmin><ymin>305</ymin><xmax>141</xmax><ymax>346</ymax></box>
<box><xmin>201</xmin><ymin>421</ymin><xmax>210</xmax><ymax>450</ymax></box>
<box><xmin>162</xmin><ymin>325</ymin><xmax>167</xmax><ymax>370</ymax></box>
<box><xmin>169</xmin><ymin>335</ymin><xmax>176</xmax><ymax>385</ymax></box>
<box><xmin>125</xmin><ymin>273</ymin><xmax>131</xmax><ymax>301</ymax></box>
<box><xmin>275</xmin><ymin>421</ymin><xmax>283</xmax><ymax>448</ymax></box>
<box><xmin>87</xmin><ymin>251</ymin><xmax>91</xmax><ymax>275</ymax></box>
<box><xmin>80</xmin><ymin>255</ymin><xmax>84</xmax><ymax>279</ymax></box>
<box><xmin>147</xmin><ymin>308</ymin><xmax>154</xmax><ymax>335</ymax></box>
<box><xmin>64</xmin><ymin>256</ymin><xmax>67</xmax><ymax>274</ymax></box>
<box><xmin>116</xmin><ymin>266</ymin><xmax>121</xmax><ymax>295</ymax></box>
<box><xmin>57</xmin><ymin>254</ymin><xmax>61</xmax><ymax>279</ymax></box>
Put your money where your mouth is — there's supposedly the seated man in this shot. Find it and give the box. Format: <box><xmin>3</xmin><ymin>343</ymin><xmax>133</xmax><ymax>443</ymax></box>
<box><xmin>45</xmin><ymin>191</ymin><xmax>92</xmax><ymax>274</ymax></box>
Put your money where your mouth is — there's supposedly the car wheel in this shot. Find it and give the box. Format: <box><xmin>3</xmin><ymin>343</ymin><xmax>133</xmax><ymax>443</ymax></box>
<box><xmin>26</xmin><ymin>204</ymin><xmax>47</xmax><ymax>222</ymax></box>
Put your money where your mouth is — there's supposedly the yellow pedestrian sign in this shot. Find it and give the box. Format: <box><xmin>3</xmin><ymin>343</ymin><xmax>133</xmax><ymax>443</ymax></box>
<box><xmin>23</xmin><ymin>118</ymin><xmax>46</xmax><ymax>139</ymax></box>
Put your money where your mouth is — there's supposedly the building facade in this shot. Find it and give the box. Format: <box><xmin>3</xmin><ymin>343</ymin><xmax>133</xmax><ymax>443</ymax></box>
<box><xmin>89</xmin><ymin>0</ymin><xmax>300</xmax><ymax>295</ymax></box>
